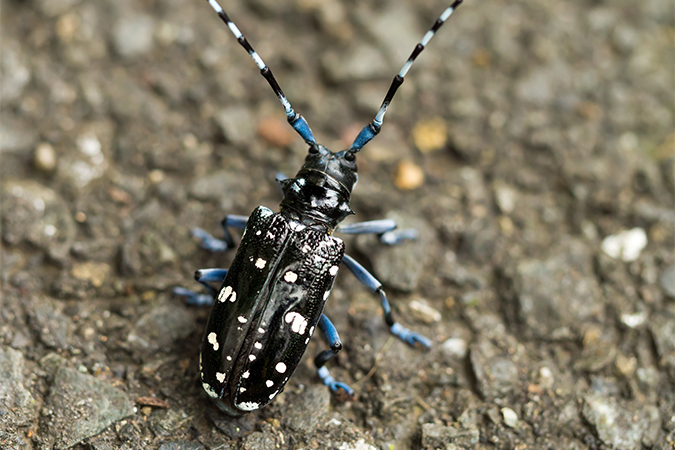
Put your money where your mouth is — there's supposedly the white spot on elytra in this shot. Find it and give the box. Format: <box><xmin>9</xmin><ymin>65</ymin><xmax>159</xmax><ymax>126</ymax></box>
<box><xmin>323</xmin><ymin>290</ymin><xmax>331</xmax><ymax>300</ymax></box>
<box><xmin>202</xmin><ymin>382</ymin><xmax>219</xmax><ymax>398</ymax></box>
<box><xmin>237</xmin><ymin>401</ymin><xmax>260</xmax><ymax>411</ymax></box>
<box><xmin>284</xmin><ymin>271</ymin><xmax>298</xmax><ymax>283</ymax></box>
<box><xmin>266</xmin><ymin>380</ymin><xmax>274</xmax><ymax>387</ymax></box>
<box><xmin>309</xmin><ymin>326</ymin><xmax>315</xmax><ymax>335</ymax></box>
<box><xmin>240</xmin><ymin>387</ymin><xmax>246</xmax><ymax>393</ymax></box>
<box><xmin>285</xmin><ymin>312</ymin><xmax>308</xmax><ymax>334</ymax></box>
<box><xmin>229</xmin><ymin>291</ymin><xmax>237</xmax><ymax>302</ymax></box>
<box><xmin>216</xmin><ymin>372</ymin><xmax>226</xmax><ymax>383</ymax></box>
<box><xmin>255</xmin><ymin>258</ymin><xmax>266</xmax><ymax>269</ymax></box>
<box><xmin>266</xmin><ymin>231</ymin><xmax>275</xmax><ymax>239</ymax></box>
<box><xmin>258</xmin><ymin>327</ymin><xmax>265</xmax><ymax>334</ymax></box>
<box><xmin>226</xmin><ymin>356</ymin><xmax>232</xmax><ymax>361</ymax></box>
<box><xmin>238</xmin><ymin>316</ymin><xmax>247</xmax><ymax>323</ymax></box>
<box><xmin>256</xmin><ymin>230</ymin><xmax>261</xmax><ymax>235</ymax></box>
<box><xmin>301</xmin><ymin>244</ymin><xmax>311</xmax><ymax>253</ymax></box>
<box><xmin>269</xmin><ymin>390</ymin><xmax>279</xmax><ymax>399</ymax></box>
<box><xmin>242</xmin><ymin>371</ymin><xmax>250</xmax><ymax>378</ymax></box>
<box><xmin>249</xmin><ymin>354</ymin><xmax>256</xmax><ymax>361</ymax></box>
<box><xmin>254</xmin><ymin>342</ymin><xmax>262</xmax><ymax>349</ymax></box>
<box><xmin>275</xmin><ymin>362</ymin><xmax>287</xmax><ymax>373</ymax></box>
<box><xmin>207</xmin><ymin>332</ymin><xmax>219</xmax><ymax>351</ymax></box>
<box><xmin>305</xmin><ymin>338</ymin><xmax>310</xmax><ymax>344</ymax></box>
<box><xmin>329</xmin><ymin>265</ymin><xmax>339</xmax><ymax>276</ymax></box>
<box><xmin>218</xmin><ymin>285</ymin><xmax>232</xmax><ymax>302</ymax></box>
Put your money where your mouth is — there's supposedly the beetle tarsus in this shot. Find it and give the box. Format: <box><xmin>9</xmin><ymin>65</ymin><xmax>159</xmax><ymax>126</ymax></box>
<box><xmin>192</xmin><ymin>227</ymin><xmax>230</xmax><ymax>252</ymax></box>
<box><xmin>173</xmin><ymin>286</ymin><xmax>214</xmax><ymax>306</ymax></box>
<box><xmin>379</xmin><ymin>228</ymin><xmax>418</xmax><ymax>245</ymax></box>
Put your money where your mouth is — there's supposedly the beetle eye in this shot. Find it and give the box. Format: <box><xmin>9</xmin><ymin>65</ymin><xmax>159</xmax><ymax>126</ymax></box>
<box><xmin>344</xmin><ymin>152</ymin><xmax>355</xmax><ymax>162</ymax></box>
<box><xmin>308</xmin><ymin>145</ymin><xmax>319</xmax><ymax>154</ymax></box>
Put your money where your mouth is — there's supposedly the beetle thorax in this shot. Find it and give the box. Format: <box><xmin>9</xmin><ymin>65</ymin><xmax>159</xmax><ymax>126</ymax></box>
<box><xmin>279</xmin><ymin>145</ymin><xmax>358</xmax><ymax>230</ymax></box>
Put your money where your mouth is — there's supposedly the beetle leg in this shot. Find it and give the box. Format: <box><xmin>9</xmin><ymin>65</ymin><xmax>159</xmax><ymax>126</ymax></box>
<box><xmin>342</xmin><ymin>254</ymin><xmax>432</xmax><ymax>349</ymax></box>
<box><xmin>173</xmin><ymin>268</ymin><xmax>229</xmax><ymax>306</ymax></box>
<box><xmin>336</xmin><ymin>219</ymin><xmax>417</xmax><ymax>245</ymax></box>
<box><xmin>191</xmin><ymin>215</ymin><xmax>248</xmax><ymax>252</ymax></box>
<box><xmin>315</xmin><ymin>314</ymin><xmax>354</xmax><ymax>397</ymax></box>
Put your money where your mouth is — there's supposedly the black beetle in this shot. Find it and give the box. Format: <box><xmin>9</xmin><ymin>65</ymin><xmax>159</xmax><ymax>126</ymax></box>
<box><xmin>175</xmin><ymin>0</ymin><xmax>464</xmax><ymax>416</ymax></box>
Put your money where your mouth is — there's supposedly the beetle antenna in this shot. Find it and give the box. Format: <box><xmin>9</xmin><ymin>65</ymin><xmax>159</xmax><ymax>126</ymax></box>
<box><xmin>206</xmin><ymin>0</ymin><xmax>317</xmax><ymax>146</ymax></box>
<box><xmin>349</xmin><ymin>0</ymin><xmax>464</xmax><ymax>154</ymax></box>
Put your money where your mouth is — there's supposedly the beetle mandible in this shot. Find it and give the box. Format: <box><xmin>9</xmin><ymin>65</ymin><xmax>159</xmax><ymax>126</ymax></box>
<box><xmin>175</xmin><ymin>0</ymin><xmax>465</xmax><ymax>416</ymax></box>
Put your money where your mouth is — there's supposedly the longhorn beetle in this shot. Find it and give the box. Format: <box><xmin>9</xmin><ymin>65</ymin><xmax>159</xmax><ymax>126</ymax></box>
<box><xmin>175</xmin><ymin>0</ymin><xmax>465</xmax><ymax>416</ymax></box>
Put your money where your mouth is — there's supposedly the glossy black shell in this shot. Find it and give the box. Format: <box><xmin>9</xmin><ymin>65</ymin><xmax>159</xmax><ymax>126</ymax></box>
<box><xmin>200</xmin><ymin>206</ymin><xmax>345</xmax><ymax>416</ymax></box>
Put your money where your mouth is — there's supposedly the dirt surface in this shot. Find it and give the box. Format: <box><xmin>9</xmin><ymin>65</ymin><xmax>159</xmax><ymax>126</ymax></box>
<box><xmin>1</xmin><ymin>0</ymin><xmax>674</xmax><ymax>448</ymax></box>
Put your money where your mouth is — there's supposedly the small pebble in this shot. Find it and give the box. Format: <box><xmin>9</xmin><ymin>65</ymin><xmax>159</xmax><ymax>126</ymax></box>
<box><xmin>412</xmin><ymin>117</ymin><xmax>447</xmax><ymax>153</ymax></box>
<box><xmin>71</xmin><ymin>262</ymin><xmax>110</xmax><ymax>287</ymax></box>
<box><xmin>257</xmin><ymin>116</ymin><xmax>296</xmax><ymax>147</ymax></box>
<box><xmin>620</xmin><ymin>311</ymin><xmax>647</xmax><ymax>329</ymax></box>
<box><xmin>442</xmin><ymin>337</ymin><xmax>468</xmax><ymax>358</ymax></box>
<box><xmin>615</xmin><ymin>354</ymin><xmax>637</xmax><ymax>376</ymax></box>
<box><xmin>113</xmin><ymin>15</ymin><xmax>155</xmax><ymax>58</ymax></box>
<box><xmin>601</xmin><ymin>228</ymin><xmax>648</xmax><ymax>262</ymax></box>
<box><xmin>394</xmin><ymin>160</ymin><xmax>425</xmax><ymax>190</ymax></box>
<box><xmin>501</xmin><ymin>407</ymin><xmax>519</xmax><ymax>428</ymax></box>
<box><xmin>34</xmin><ymin>142</ymin><xmax>57</xmax><ymax>172</ymax></box>
<box><xmin>408</xmin><ymin>299</ymin><xmax>441</xmax><ymax>323</ymax></box>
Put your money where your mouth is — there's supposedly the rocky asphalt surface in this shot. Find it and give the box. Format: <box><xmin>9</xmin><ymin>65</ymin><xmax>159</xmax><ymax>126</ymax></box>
<box><xmin>1</xmin><ymin>0</ymin><xmax>674</xmax><ymax>448</ymax></box>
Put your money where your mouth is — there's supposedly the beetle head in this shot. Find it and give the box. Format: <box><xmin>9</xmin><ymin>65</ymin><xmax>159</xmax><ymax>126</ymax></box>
<box><xmin>296</xmin><ymin>144</ymin><xmax>358</xmax><ymax>194</ymax></box>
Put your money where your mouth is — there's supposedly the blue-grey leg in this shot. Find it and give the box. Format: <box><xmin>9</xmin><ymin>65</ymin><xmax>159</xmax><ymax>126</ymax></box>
<box><xmin>193</xmin><ymin>215</ymin><xmax>248</xmax><ymax>252</ymax></box>
<box><xmin>315</xmin><ymin>314</ymin><xmax>354</xmax><ymax>397</ymax></box>
<box><xmin>173</xmin><ymin>268</ymin><xmax>228</xmax><ymax>306</ymax></box>
<box><xmin>342</xmin><ymin>254</ymin><xmax>432</xmax><ymax>348</ymax></box>
<box><xmin>336</xmin><ymin>219</ymin><xmax>418</xmax><ymax>245</ymax></box>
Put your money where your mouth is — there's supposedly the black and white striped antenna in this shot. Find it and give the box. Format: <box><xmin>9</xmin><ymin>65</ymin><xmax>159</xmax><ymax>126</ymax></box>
<box><xmin>205</xmin><ymin>0</ymin><xmax>464</xmax><ymax>152</ymax></box>
<box><xmin>349</xmin><ymin>0</ymin><xmax>464</xmax><ymax>153</ymax></box>
<box><xmin>205</xmin><ymin>0</ymin><xmax>317</xmax><ymax>146</ymax></box>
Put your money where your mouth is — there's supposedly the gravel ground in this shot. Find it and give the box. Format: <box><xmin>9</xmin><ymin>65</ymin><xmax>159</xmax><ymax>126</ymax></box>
<box><xmin>1</xmin><ymin>0</ymin><xmax>674</xmax><ymax>449</ymax></box>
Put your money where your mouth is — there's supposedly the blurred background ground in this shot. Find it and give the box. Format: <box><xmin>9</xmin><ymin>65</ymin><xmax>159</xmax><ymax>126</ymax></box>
<box><xmin>1</xmin><ymin>0</ymin><xmax>674</xmax><ymax>448</ymax></box>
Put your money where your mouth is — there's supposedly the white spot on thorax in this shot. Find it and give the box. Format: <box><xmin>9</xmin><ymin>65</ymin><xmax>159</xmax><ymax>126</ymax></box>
<box><xmin>285</xmin><ymin>312</ymin><xmax>308</xmax><ymax>334</ymax></box>
<box><xmin>207</xmin><ymin>332</ymin><xmax>219</xmax><ymax>351</ymax></box>
<box><xmin>275</xmin><ymin>362</ymin><xmax>287</xmax><ymax>373</ymax></box>
<box><xmin>301</xmin><ymin>244</ymin><xmax>311</xmax><ymax>253</ymax></box>
<box><xmin>255</xmin><ymin>258</ymin><xmax>267</xmax><ymax>269</ymax></box>
<box><xmin>284</xmin><ymin>271</ymin><xmax>298</xmax><ymax>283</ymax></box>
